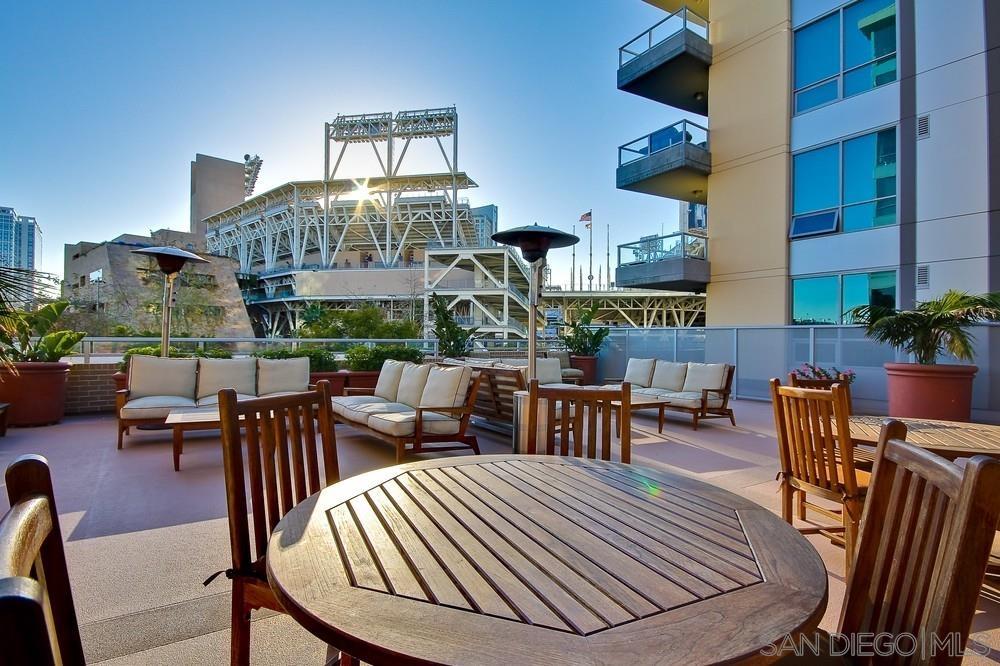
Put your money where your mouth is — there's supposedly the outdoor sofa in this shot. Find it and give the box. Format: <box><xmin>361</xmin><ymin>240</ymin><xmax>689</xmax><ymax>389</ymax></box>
<box><xmin>116</xmin><ymin>355</ymin><xmax>310</xmax><ymax>448</ymax></box>
<box><xmin>605</xmin><ymin>358</ymin><xmax>735</xmax><ymax>429</ymax></box>
<box><xmin>330</xmin><ymin>360</ymin><xmax>483</xmax><ymax>462</ymax></box>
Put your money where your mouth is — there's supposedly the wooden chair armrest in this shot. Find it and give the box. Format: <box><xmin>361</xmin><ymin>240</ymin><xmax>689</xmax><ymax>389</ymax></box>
<box><xmin>604</xmin><ymin>377</ymin><xmax>624</xmax><ymax>384</ymax></box>
<box><xmin>416</xmin><ymin>405</ymin><xmax>471</xmax><ymax>417</ymax></box>
<box><xmin>343</xmin><ymin>387</ymin><xmax>376</xmax><ymax>396</ymax></box>
<box><xmin>701</xmin><ymin>387</ymin><xmax>728</xmax><ymax>397</ymax></box>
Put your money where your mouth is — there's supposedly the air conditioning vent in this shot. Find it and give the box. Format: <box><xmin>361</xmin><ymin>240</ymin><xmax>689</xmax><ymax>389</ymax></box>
<box><xmin>917</xmin><ymin>115</ymin><xmax>930</xmax><ymax>139</ymax></box>
<box><xmin>916</xmin><ymin>264</ymin><xmax>930</xmax><ymax>289</ymax></box>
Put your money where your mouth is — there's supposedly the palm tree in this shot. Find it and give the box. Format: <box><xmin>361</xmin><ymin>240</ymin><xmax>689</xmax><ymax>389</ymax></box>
<box><xmin>849</xmin><ymin>290</ymin><xmax>1000</xmax><ymax>365</ymax></box>
<box><xmin>0</xmin><ymin>267</ymin><xmax>57</xmax><ymax>368</ymax></box>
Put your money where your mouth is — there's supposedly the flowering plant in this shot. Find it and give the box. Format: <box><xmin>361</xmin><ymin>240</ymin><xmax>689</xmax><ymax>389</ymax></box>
<box><xmin>790</xmin><ymin>362</ymin><xmax>856</xmax><ymax>384</ymax></box>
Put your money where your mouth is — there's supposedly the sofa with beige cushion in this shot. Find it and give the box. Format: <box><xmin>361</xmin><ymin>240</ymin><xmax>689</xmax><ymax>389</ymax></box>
<box><xmin>606</xmin><ymin>358</ymin><xmax>735</xmax><ymax>429</ymax></box>
<box><xmin>116</xmin><ymin>355</ymin><xmax>311</xmax><ymax>448</ymax></box>
<box><xmin>330</xmin><ymin>360</ymin><xmax>482</xmax><ymax>462</ymax></box>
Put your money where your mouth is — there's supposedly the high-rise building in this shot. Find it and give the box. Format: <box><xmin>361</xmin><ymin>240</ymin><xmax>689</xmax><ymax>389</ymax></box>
<box><xmin>0</xmin><ymin>206</ymin><xmax>41</xmax><ymax>270</ymax></box>
<box><xmin>189</xmin><ymin>154</ymin><xmax>247</xmax><ymax>238</ymax></box>
<box><xmin>471</xmin><ymin>204</ymin><xmax>499</xmax><ymax>247</ymax></box>
<box><xmin>615</xmin><ymin>0</ymin><xmax>998</xmax><ymax>325</ymax></box>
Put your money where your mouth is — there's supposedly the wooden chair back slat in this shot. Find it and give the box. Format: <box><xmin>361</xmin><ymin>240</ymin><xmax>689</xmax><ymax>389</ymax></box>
<box><xmin>526</xmin><ymin>381</ymin><xmax>631</xmax><ymax>464</ymax></box>
<box><xmin>787</xmin><ymin>372</ymin><xmax>853</xmax><ymax>414</ymax></box>
<box><xmin>0</xmin><ymin>455</ymin><xmax>85</xmax><ymax>666</ymax></box>
<box><xmin>839</xmin><ymin>421</ymin><xmax>1000</xmax><ymax>662</ymax></box>
<box><xmin>220</xmin><ymin>381</ymin><xmax>339</xmax><ymax>570</ymax></box>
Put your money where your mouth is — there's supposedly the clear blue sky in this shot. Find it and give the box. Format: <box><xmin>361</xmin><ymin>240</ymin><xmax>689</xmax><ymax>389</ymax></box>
<box><xmin>1</xmin><ymin>0</ymin><xmax>693</xmax><ymax>285</ymax></box>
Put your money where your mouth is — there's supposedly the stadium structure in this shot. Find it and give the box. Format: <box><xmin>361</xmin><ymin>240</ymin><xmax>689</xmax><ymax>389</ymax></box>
<box><xmin>203</xmin><ymin>107</ymin><xmax>705</xmax><ymax>337</ymax></box>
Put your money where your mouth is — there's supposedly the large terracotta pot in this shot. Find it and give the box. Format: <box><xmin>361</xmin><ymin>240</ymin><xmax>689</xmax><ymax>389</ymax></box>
<box><xmin>570</xmin><ymin>355</ymin><xmax>598</xmax><ymax>386</ymax></box>
<box><xmin>884</xmin><ymin>362</ymin><xmax>977</xmax><ymax>422</ymax></box>
<box><xmin>0</xmin><ymin>362</ymin><xmax>72</xmax><ymax>426</ymax></box>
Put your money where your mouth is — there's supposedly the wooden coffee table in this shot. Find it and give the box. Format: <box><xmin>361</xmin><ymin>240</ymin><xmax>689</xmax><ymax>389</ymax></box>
<box><xmin>164</xmin><ymin>408</ymin><xmax>222</xmax><ymax>471</ymax></box>
<box><xmin>612</xmin><ymin>395</ymin><xmax>672</xmax><ymax>435</ymax></box>
<box><xmin>267</xmin><ymin>455</ymin><xmax>828</xmax><ymax>665</ymax></box>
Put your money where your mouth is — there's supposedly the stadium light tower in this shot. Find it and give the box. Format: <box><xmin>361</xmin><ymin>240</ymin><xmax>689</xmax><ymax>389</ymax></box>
<box><xmin>492</xmin><ymin>224</ymin><xmax>578</xmax><ymax>381</ymax></box>
<box><xmin>131</xmin><ymin>247</ymin><xmax>208</xmax><ymax>357</ymax></box>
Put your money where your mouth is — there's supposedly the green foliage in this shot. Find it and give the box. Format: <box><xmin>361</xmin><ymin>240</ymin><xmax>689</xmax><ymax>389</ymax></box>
<box><xmin>0</xmin><ymin>301</ymin><xmax>87</xmax><ymax>363</ymax></box>
<box><xmin>344</xmin><ymin>344</ymin><xmax>424</xmax><ymax>371</ymax></box>
<box><xmin>849</xmin><ymin>290</ymin><xmax>1000</xmax><ymax>365</ymax></box>
<box><xmin>118</xmin><ymin>344</ymin><xmax>233</xmax><ymax>371</ymax></box>
<box><xmin>430</xmin><ymin>293</ymin><xmax>477</xmax><ymax>358</ymax></box>
<box><xmin>254</xmin><ymin>348</ymin><xmax>339</xmax><ymax>373</ymax></box>
<box><xmin>297</xmin><ymin>304</ymin><xmax>421</xmax><ymax>340</ymax></box>
<box><xmin>559</xmin><ymin>305</ymin><xmax>610</xmax><ymax>356</ymax></box>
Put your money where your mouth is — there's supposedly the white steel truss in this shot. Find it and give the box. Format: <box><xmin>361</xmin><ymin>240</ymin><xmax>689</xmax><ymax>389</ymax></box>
<box><xmin>542</xmin><ymin>290</ymin><xmax>706</xmax><ymax>328</ymax></box>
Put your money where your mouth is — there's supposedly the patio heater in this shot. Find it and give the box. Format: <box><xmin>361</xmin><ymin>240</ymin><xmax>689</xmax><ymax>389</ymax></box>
<box><xmin>492</xmin><ymin>224</ymin><xmax>579</xmax><ymax>382</ymax></box>
<box><xmin>131</xmin><ymin>247</ymin><xmax>208</xmax><ymax>357</ymax></box>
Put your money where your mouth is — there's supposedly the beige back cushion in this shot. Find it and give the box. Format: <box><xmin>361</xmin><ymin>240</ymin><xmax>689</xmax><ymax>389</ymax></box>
<box><xmin>128</xmin><ymin>355</ymin><xmax>198</xmax><ymax>399</ymax></box>
<box><xmin>623</xmin><ymin>358</ymin><xmax>656</xmax><ymax>388</ymax></box>
<box><xmin>536</xmin><ymin>358</ymin><xmax>564</xmax><ymax>385</ymax></box>
<box><xmin>548</xmin><ymin>350</ymin><xmax>571</xmax><ymax>369</ymax></box>
<box><xmin>257</xmin><ymin>358</ymin><xmax>310</xmax><ymax>396</ymax></box>
<box><xmin>374</xmin><ymin>359</ymin><xmax>407</xmax><ymax>401</ymax></box>
<box><xmin>420</xmin><ymin>365</ymin><xmax>473</xmax><ymax>408</ymax></box>
<box><xmin>651</xmin><ymin>360</ymin><xmax>687</xmax><ymax>392</ymax></box>
<box><xmin>681</xmin><ymin>363</ymin><xmax>728</xmax><ymax>392</ymax></box>
<box><xmin>396</xmin><ymin>363</ymin><xmax>431</xmax><ymax>408</ymax></box>
<box><xmin>197</xmin><ymin>358</ymin><xmax>257</xmax><ymax>399</ymax></box>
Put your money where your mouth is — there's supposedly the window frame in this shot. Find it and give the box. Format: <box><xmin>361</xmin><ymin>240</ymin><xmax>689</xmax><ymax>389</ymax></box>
<box><xmin>791</xmin><ymin>269</ymin><xmax>899</xmax><ymax>325</ymax></box>
<box><xmin>793</xmin><ymin>0</ymin><xmax>899</xmax><ymax>115</ymax></box>
<box><xmin>790</xmin><ymin>124</ymin><xmax>898</xmax><ymax>239</ymax></box>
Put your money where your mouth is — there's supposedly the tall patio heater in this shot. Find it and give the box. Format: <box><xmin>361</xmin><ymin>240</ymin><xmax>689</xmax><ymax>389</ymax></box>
<box><xmin>492</xmin><ymin>224</ymin><xmax>579</xmax><ymax>382</ymax></box>
<box><xmin>131</xmin><ymin>247</ymin><xmax>209</xmax><ymax>357</ymax></box>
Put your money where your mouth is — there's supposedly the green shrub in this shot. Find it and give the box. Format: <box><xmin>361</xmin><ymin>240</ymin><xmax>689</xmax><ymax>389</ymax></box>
<box><xmin>344</xmin><ymin>344</ymin><xmax>424</xmax><ymax>371</ymax></box>
<box><xmin>118</xmin><ymin>345</ymin><xmax>233</xmax><ymax>371</ymax></box>
<box><xmin>253</xmin><ymin>348</ymin><xmax>338</xmax><ymax>373</ymax></box>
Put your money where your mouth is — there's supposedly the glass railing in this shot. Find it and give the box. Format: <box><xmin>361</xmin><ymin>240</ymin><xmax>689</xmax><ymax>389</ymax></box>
<box><xmin>618</xmin><ymin>231</ymin><xmax>708</xmax><ymax>264</ymax></box>
<box><xmin>618</xmin><ymin>119</ymin><xmax>710</xmax><ymax>166</ymax></box>
<box><xmin>619</xmin><ymin>6</ymin><xmax>709</xmax><ymax>67</ymax></box>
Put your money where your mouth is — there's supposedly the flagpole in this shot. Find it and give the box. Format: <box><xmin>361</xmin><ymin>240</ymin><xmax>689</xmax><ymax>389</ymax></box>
<box><xmin>570</xmin><ymin>224</ymin><xmax>576</xmax><ymax>291</ymax></box>
<box><xmin>588</xmin><ymin>211</ymin><xmax>593</xmax><ymax>291</ymax></box>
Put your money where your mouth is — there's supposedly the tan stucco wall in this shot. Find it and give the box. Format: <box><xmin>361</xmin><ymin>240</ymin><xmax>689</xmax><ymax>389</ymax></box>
<box><xmin>705</xmin><ymin>0</ymin><xmax>791</xmax><ymax>325</ymax></box>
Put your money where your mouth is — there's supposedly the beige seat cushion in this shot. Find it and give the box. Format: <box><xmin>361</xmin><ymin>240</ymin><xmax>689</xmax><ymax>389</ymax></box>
<box><xmin>623</xmin><ymin>358</ymin><xmax>656</xmax><ymax>388</ymax></box>
<box><xmin>367</xmin><ymin>410</ymin><xmax>461</xmax><ymax>437</ymax></box>
<box><xmin>342</xmin><ymin>400</ymin><xmax>404</xmax><ymax>424</ymax></box>
<box><xmin>651</xmin><ymin>360</ymin><xmax>687</xmax><ymax>392</ymax></box>
<box><xmin>396</xmin><ymin>364</ymin><xmax>431</xmax><ymax>408</ymax></box>
<box><xmin>561</xmin><ymin>368</ymin><xmax>585</xmax><ymax>379</ymax></box>
<box><xmin>195</xmin><ymin>393</ymin><xmax>256</xmax><ymax>408</ymax></box>
<box><xmin>128</xmin><ymin>356</ymin><xmax>198</xmax><ymax>399</ymax></box>
<box><xmin>661</xmin><ymin>391</ymin><xmax>724</xmax><ymax>410</ymax></box>
<box><xmin>536</xmin><ymin>358</ymin><xmax>564</xmax><ymax>385</ymax></box>
<box><xmin>374</xmin><ymin>360</ymin><xmax>407</xmax><ymax>401</ymax></box>
<box><xmin>681</xmin><ymin>363</ymin><xmax>728</xmax><ymax>392</ymax></box>
<box><xmin>257</xmin><ymin>358</ymin><xmax>310</xmax><ymax>396</ymax></box>
<box><xmin>120</xmin><ymin>395</ymin><xmax>198</xmax><ymax>420</ymax></box>
<box><xmin>420</xmin><ymin>365</ymin><xmax>473</xmax><ymax>408</ymax></box>
<box><xmin>331</xmin><ymin>395</ymin><xmax>386</xmax><ymax>419</ymax></box>
<box><xmin>197</xmin><ymin>358</ymin><xmax>257</xmax><ymax>399</ymax></box>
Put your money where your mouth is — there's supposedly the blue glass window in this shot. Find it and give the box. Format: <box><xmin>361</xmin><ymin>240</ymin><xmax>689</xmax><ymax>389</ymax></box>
<box><xmin>790</xmin><ymin>211</ymin><xmax>839</xmax><ymax>238</ymax></box>
<box><xmin>793</xmin><ymin>276</ymin><xmax>839</xmax><ymax>325</ymax></box>
<box><xmin>793</xmin><ymin>144</ymin><xmax>839</xmax><ymax>215</ymax></box>
<box><xmin>794</xmin><ymin>14</ymin><xmax>839</xmax><ymax>89</ymax></box>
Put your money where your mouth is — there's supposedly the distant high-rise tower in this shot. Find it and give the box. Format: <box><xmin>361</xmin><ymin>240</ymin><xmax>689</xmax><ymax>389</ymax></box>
<box><xmin>189</xmin><ymin>154</ymin><xmax>248</xmax><ymax>238</ymax></box>
<box><xmin>471</xmin><ymin>205</ymin><xmax>498</xmax><ymax>247</ymax></box>
<box><xmin>0</xmin><ymin>206</ymin><xmax>41</xmax><ymax>270</ymax></box>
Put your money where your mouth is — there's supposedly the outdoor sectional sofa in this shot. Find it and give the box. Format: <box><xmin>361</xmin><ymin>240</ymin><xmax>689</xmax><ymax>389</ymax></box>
<box><xmin>330</xmin><ymin>360</ymin><xmax>483</xmax><ymax>462</ymax></box>
<box><xmin>116</xmin><ymin>355</ymin><xmax>311</xmax><ymax>449</ymax></box>
<box><xmin>606</xmin><ymin>358</ymin><xmax>736</xmax><ymax>429</ymax></box>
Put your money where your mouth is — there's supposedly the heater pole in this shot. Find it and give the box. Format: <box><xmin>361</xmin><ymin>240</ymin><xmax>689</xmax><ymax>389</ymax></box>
<box><xmin>160</xmin><ymin>273</ymin><xmax>177</xmax><ymax>357</ymax></box>
<box><xmin>528</xmin><ymin>258</ymin><xmax>543</xmax><ymax>383</ymax></box>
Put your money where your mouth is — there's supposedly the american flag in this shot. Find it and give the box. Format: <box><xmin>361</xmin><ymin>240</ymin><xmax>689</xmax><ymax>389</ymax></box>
<box><xmin>580</xmin><ymin>210</ymin><xmax>592</xmax><ymax>228</ymax></box>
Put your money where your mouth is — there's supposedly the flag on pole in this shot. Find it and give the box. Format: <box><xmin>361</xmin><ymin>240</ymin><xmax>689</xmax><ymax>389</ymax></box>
<box><xmin>580</xmin><ymin>210</ymin><xmax>592</xmax><ymax>228</ymax></box>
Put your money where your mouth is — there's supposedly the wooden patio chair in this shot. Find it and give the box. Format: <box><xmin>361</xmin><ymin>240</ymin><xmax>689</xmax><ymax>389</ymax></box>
<box><xmin>214</xmin><ymin>380</ymin><xmax>355</xmax><ymax>665</ymax></box>
<box><xmin>526</xmin><ymin>380</ymin><xmax>632</xmax><ymax>463</ymax></box>
<box><xmin>787</xmin><ymin>372</ymin><xmax>853</xmax><ymax>414</ymax></box>
<box><xmin>770</xmin><ymin>378</ymin><xmax>867</xmax><ymax>573</ymax></box>
<box><xmin>780</xmin><ymin>420</ymin><xmax>1000</xmax><ymax>662</ymax></box>
<box><xmin>0</xmin><ymin>455</ymin><xmax>85</xmax><ymax>666</ymax></box>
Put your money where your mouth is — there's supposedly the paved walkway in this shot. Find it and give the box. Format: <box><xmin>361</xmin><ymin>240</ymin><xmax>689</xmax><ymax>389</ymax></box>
<box><xmin>0</xmin><ymin>400</ymin><xmax>998</xmax><ymax>664</ymax></box>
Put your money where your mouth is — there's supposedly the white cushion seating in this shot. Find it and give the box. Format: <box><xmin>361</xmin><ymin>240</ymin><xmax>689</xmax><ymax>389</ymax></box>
<box><xmin>331</xmin><ymin>395</ymin><xmax>387</xmax><ymax>418</ymax></box>
<box><xmin>128</xmin><ymin>356</ymin><xmax>198</xmax><ymax>399</ymax></box>
<box><xmin>195</xmin><ymin>393</ymin><xmax>257</xmax><ymax>408</ymax></box>
<box><xmin>367</xmin><ymin>410</ymin><xmax>461</xmax><ymax>437</ymax></box>
<box><xmin>421</xmin><ymin>365</ymin><xmax>473</xmax><ymax>408</ymax></box>
<box><xmin>374</xmin><ymin>360</ymin><xmax>407</xmax><ymax>401</ymax></box>
<box><xmin>682</xmin><ymin>362</ymin><xmax>728</xmax><ymax>393</ymax></box>
<box><xmin>396</xmin><ymin>363</ymin><xmax>431</xmax><ymax>408</ymax></box>
<box><xmin>650</xmin><ymin>360</ymin><xmax>687</xmax><ymax>392</ymax></box>
<box><xmin>119</xmin><ymin>395</ymin><xmax>198</xmax><ymax>420</ymax></box>
<box><xmin>623</xmin><ymin>358</ymin><xmax>656</xmax><ymax>388</ymax></box>
<box><xmin>257</xmin><ymin>357</ymin><xmax>310</xmax><ymax>396</ymax></box>
<box><xmin>197</xmin><ymin>358</ymin><xmax>257</xmax><ymax>400</ymax></box>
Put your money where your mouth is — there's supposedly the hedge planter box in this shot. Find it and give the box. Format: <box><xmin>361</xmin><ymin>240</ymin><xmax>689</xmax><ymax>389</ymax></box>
<box><xmin>0</xmin><ymin>362</ymin><xmax>72</xmax><ymax>426</ymax></box>
<box><xmin>570</xmin><ymin>355</ymin><xmax>598</xmax><ymax>386</ymax></box>
<box><xmin>310</xmin><ymin>371</ymin><xmax>345</xmax><ymax>396</ymax></box>
<box><xmin>885</xmin><ymin>362</ymin><xmax>977</xmax><ymax>422</ymax></box>
<box><xmin>115</xmin><ymin>369</ymin><xmax>379</xmax><ymax>398</ymax></box>
<box><xmin>341</xmin><ymin>369</ymin><xmax>380</xmax><ymax>391</ymax></box>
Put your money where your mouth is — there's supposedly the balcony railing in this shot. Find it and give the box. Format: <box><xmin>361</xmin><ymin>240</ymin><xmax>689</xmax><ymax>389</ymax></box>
<box><xmin>618</xmin><ymin>231</ymin><xmax>708</xmax><ymax>264</ymax></box>
<box><xmin>619</xmin><ymin>7</ymin><xmax>709</xmax><ymax>67</ymax></box>
<box><xmin>618</xmin><ymin>119</ymin><xmax>709</xmax><ymax>167</ymax></box>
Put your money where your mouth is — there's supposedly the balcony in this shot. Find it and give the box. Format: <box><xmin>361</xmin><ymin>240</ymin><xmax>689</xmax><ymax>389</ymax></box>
<box><xmin>618</xmin><ymin>7</ymin><xmax>711</xmax><ymax>114</ymax></box>
<box><xmin>616</xmin><ymin>231</ymin><xmax>710</xmax><ymax>292</ymax></box>
<box><xmin>617</xmin><ymin>120</ymin><xmax>710</xmax><ymax>202</ymax></box>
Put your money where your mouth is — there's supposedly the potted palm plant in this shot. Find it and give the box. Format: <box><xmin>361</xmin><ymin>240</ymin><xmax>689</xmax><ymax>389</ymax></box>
<box><xmin>0</xmin><ymin>300</ymin><xmax>86</xmax><ymax>426</ymax></box>
<box><xmin>558</xmin><ymin>305</ymin><xmax>610</xmax><ymax>385</ymax></box>
<box><xmin>850</xmin><ymin>290</ymin><xmax>1000</xmax><ymax>421</ymax></box>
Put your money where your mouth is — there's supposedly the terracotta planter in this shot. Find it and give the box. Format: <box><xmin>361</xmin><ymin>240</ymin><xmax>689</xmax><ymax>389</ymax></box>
<box><xmin>113</xmin><ymin>371</ymin><xmax>128</xmax><ymax>391</ymax></box>
<box><xmin>310</xmin><ymin>371</ymin><xmax>346</xmax><ymax>396</ymax></box>
<box><xmin>570</xmin><ymin>355</ymin><xmax>598</xmax><ymax>386</ymax></box>
<box><xmin>884</xmin><ymin>362</ymin><xmax>977</xmax><ymax>422</ymax></box>
<box><xmin>0</xmin><ymin>362</ymin><xmax>72</xmax><ymax>426</ymax></box>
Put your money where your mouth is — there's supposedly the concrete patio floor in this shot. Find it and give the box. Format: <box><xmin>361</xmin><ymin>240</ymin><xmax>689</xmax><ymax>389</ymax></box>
<box><xmin>1</xmin><ymin>399</ymin><xmax>999</xmax><ymax>664</ymax></box>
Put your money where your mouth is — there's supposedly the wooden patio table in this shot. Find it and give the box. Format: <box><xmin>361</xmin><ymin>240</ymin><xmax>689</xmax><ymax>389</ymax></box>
<box><xmin>848</xmin><ymin>415</ymin><xmax>1000</xmax><ymax>464</ymax></box>
<box><xmin>164</xmin><ymin>407</ymin><xmax>225</xmax><ymax>472</ymax></box>
<box><xmin>266</xmin><ymin>455</ymin><xmax>828</xmax><ymax>665</ymax></box>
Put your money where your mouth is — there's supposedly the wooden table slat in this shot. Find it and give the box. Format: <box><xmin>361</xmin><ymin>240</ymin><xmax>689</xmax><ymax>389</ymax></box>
<box><xmin>848</xmin><ymin>415</ymin><xmax>1000</xmax><ymax>460</ymax></box>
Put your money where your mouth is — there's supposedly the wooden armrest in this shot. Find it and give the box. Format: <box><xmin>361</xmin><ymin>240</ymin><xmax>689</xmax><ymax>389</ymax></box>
<box><xmin>604</xmin><ymin>377</ymin><xmax>624</xmax><ymax>384</ymax></box>
<box><xmin>416</xmin><ymin>405</ymin><xmax>470</xmax><ymax>416</ymax></box>
<box><xmin>115</xmin><ymin>388</ymin><xmax>130</xmax><ymax>395</ymax></box>
<box><xmin>701</xmin><ymin>388</ymin><xmax>728</xmax><ymax>397</ymax></box>
<box><xmin>343</xmin><ymin>387</ymin><xmax>376</xmax><ymax>396</ymax></box>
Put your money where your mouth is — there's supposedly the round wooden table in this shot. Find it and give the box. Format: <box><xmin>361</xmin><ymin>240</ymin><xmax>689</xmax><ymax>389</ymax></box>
<box><xmin>267</xmin><ymin>455</ymin><xmax>828</xmax><ymax>665</ymax></box>
<box><xmin>849</xmin><ymin>415</ymin><xmax>1000</xmax><ymax>461</ymax></box>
